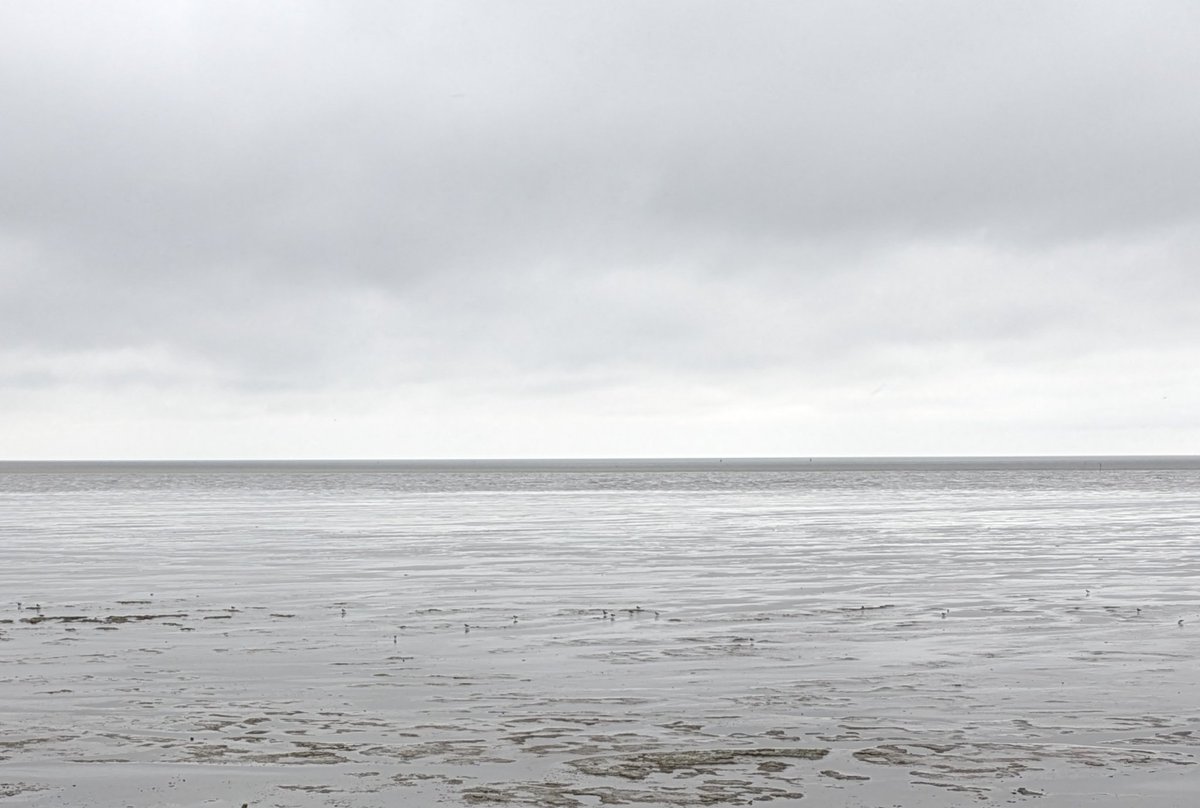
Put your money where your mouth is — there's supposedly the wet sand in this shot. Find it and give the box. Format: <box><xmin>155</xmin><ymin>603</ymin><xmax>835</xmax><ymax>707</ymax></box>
<box><xmin>1</xmin><ymin>470</ymin><xmax>1198</xmax><ymax>806</ymax></box>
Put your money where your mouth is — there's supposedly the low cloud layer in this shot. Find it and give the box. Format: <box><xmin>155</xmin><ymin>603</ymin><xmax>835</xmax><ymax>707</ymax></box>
<box><xmin>3</xmin><ymin>1</ymin><xmax>1199</xmax><ymax>458</ymax></box>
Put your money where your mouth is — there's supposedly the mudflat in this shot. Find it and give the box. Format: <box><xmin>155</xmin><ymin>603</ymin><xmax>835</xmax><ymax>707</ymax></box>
<box><xmin>1</xmin><ymin>468</ymin><xmax>1197</xmax><ymax>806</ymax></box>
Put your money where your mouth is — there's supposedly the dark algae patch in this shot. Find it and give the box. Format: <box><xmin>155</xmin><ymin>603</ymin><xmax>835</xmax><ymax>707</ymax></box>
<box><xmin>568</xmin><ymin>747</ymin><xmax>829</xmax><ymax>780</ymax></box>
<box><xmin>20</xmin><ymin>614</ymin><xmax>186</xmax><ymax>624</ymax></box>
<box><xmin>820</xmin><ymin>768</ymin><xmax>870</xmax><ymax>781</ymax></box>
<box><xmin>457</xmin><ymin>747</ymin><xmax>829</xmax><ymax>806</ymax></box>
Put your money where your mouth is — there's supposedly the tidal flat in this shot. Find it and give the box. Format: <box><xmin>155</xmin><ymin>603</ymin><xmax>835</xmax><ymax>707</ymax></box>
<box><xmin>1</xmin><ymin>467</ymin><xmax>1198</xmax><ymax>806</ymax></box>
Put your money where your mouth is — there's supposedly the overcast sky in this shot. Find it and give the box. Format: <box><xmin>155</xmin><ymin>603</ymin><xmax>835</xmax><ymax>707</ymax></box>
<box><xmin>3</xmin><ymin>1</ymin><xmax>1199</xmax><ymax>459</ymax></box>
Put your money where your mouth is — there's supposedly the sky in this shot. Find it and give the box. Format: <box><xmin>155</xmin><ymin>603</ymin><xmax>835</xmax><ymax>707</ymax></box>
<box><xmin>2</xmin><ymin>1</ymin><xmax>1199</xmax><ymax>460</ymax></box>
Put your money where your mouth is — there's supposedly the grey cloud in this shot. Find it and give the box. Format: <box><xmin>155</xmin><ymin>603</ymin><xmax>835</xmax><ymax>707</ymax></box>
<box><xmin>2</xmin><ymin>1</ymin><xmax>1199</xmax><ymax>456</ymax></box>
<box><xmin>7</xmin><ymin>2</ymin><xmax>1198</xmax><ymax>271</ymax></box>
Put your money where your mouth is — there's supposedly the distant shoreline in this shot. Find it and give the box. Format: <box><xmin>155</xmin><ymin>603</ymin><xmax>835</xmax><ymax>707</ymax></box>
<box><xmin>3</xmin><ymin>456</ymin><xmax>1200</xmax><ymax>473</ymax></box>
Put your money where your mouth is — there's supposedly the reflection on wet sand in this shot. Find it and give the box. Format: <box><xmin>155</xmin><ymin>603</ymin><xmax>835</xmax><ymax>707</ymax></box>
<box><xmin>1</xmin><ymin>469</ymin><xmax>1199</xmax><ymax>806</ymax></box>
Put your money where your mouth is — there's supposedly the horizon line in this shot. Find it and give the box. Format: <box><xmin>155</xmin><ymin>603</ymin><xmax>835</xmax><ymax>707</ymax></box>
<box><xmin>3</xmin><ymin>455</ymin><xmax>1200</xmax><ymax>472</ymax></box>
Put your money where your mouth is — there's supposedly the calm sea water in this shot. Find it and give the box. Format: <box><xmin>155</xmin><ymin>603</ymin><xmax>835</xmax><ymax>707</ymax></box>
<box><xmin>1</xmin><ymin>461</ymin><xmax>1198</xmax><ymax>806</ymax></box>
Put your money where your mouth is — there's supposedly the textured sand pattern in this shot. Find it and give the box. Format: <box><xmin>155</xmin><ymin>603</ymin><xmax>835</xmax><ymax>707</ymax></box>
<box><xmin>1</xmin><ymin>468</ymin><xmax>1198</xmax><ymax>806</ymax></box>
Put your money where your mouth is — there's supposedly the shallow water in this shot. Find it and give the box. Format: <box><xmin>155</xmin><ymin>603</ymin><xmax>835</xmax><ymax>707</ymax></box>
<box><xmin>1</xmin><ymin>468</ymin><xmax>1198</xmax><ymax>806</ymax></box>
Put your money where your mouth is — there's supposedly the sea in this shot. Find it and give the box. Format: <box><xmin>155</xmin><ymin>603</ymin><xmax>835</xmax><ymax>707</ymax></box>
<box><xmin>1</xmin><ymin>457</ymin><xmax>1198</xmax><ymax>807</ymax></box>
